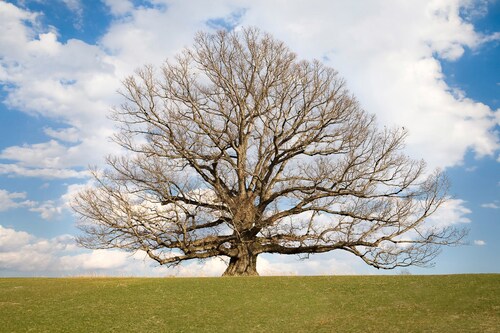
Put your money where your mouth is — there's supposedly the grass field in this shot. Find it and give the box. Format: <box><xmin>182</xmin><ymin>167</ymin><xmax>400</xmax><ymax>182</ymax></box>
<box><xmin>0</xmin><ymin>274</ymin><xmax>498</xmax><ymax>332</ymax></box>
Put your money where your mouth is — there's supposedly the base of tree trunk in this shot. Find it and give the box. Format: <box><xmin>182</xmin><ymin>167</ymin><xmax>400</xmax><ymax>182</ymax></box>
<box><xmin>222</xmin><ymin>254</ymin><xmax>259</xmax><ymax>276</ymax></box>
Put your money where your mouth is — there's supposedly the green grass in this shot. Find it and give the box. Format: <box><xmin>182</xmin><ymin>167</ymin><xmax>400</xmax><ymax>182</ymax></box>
<box><xmin>0</xmin><ymin>275</ymin><xmax>498</xmax><ymax>332</ymax></box>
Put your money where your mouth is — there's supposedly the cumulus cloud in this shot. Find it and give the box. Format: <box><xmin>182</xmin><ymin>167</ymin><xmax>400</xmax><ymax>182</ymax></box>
<box><xmin>25</xmin><ymin>181</ymin><xmax>94</xmax><ymax>221</ymax></box>
<box><xmin>0</xmin><ymin>182</ymin><xmax>92</xmax><ymax>221</ymax></box>
<box><xmin>0</xmin><ymin>225</ymin><xmax>34</xmax><ymax>251</ymax></box>
<box><xmin>426</xmin><ymin>198</ymin><xmax>472</xmax><ymax>228</ymax></box>
<box><xmin>61</xmin><ymin>0</ymin><xmax>82</xmax><ymax>14</ymax></box>
<box><xmin>473</xmin><ymin>239</ymin><xmax>486</xmax><ymax>246</ymax></box>
<box><xmin>61</xmin><ymin>0</ymin><xmax>84</xmax><ymax>29</ymax></box>
<box><xmin>0</xmin><ymin>225</ymin><xmax>77</xmax><ymax>272</ymax></box>
<box><xmin>29</xmin><ymin>200</ymin><xmax>63</xmax><ymax>220</ymax></box>
<box><xmin>239</xmin><ymin>0</ymin><xmax>499</xmax><ymax>168</ymax></box>
<box><xmin>59</xmin><ymin>249</ymin><xmax>130</xmax><ymax>271</ymax></box>
<box><xmin>0</xmin><ymin>164</ymin><xmax>88</xmax><ymax>179</ymax></box>
<box><xmin>102</xmin><ymin>0</ymin><xmax>134</xmax><ymax>16</ymax></box>
<box><xmin>415</xmin><ymin>198</ymin><xmax>472</xmax><ymax>240</ymax></box>
<box><xmin>0</xmin><ymin>0</ymin><xmax>498</xmax><ymax>275</ymax></box>
<box><xmin>0</xmin><ymin>189</ymin><xmax>35</xmax><ymax>211</ymax></box>
<box><xmin>1</xmin><ymin>140</ymin><xmax>75</xmax><ymax>168</ymax></box>
<box><xmin>481</xmin><ymin>202</ymin><xmax>499</xmax><ymax>209</ymax></box>
<box><xmin>257</xmin><ymin>253</ymin><xmax>361</xmax><ymax>276</ymax></box>
<box><xmin>0</xmin><ymin>188</ymin><xmax>61</xmax><ymax>220</ymax></box>
<box><xmin>0</xmin><ymin>180</ymin><xmax>90</xmax><ymax>220</ymax></box>
<box><xmin>0</xmin><ymin>224</ymin><xmax>139</xmax><ymax>275</ymax></box>
<box><xmin>43</xmin><ymin>127</ymin><xmax>81</xmax><ymax>143</ymax></box>
<box><xmin>1</xmin><ymin>0</ymin><xmax>498</xmax><ymax>180</ymax></box>
<box><xmin>0</xmin><ymin>2</ymin><xmax>117</xmax><ymax>177</ymax></box>
<box><xmin>0</xmin><ymin>224</ymin><xmax>364</xmax><ymax>277</ymax></box>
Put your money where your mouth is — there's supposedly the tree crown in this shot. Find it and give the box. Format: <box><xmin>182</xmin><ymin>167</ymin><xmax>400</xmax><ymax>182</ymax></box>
<box><xmin>73</xmin><ymin>27</ymin><xmax>465</xmax><ymax>276</ymax></box>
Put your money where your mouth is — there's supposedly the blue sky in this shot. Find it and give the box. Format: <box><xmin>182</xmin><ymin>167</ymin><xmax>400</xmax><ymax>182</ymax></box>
<box><xmin>0</xmin><ymin>0</ymin><xmax>498</xmax><ymax>277</ymax></box>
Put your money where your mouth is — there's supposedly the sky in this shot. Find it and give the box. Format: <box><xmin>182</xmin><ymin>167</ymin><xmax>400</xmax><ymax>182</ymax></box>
<box><xmin>0</xmin><ymin>0</ymin><xmax>498</xmax><ymax>277</ymax></box>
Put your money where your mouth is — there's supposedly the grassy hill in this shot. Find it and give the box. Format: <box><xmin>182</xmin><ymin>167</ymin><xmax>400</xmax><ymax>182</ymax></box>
<box><xmin>1</xmin><ymin>274</ymin><xmax>498</xmax><ymax>332</ymax></box>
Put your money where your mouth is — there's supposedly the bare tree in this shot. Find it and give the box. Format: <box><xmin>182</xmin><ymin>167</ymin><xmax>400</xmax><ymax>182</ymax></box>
<box><xmin>73</xmin><ymin>27</ymin><xmax>464</xmax><ymax>276</ymax></box>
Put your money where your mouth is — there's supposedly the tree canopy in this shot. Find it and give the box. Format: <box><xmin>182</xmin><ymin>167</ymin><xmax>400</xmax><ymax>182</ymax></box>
<box><xmin>73</xmin><ymin>27</ymin><xmax>464</xmax><ymax>276</ymax></box>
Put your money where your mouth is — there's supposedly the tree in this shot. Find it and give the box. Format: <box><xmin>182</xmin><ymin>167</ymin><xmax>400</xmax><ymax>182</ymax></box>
<box><xmin>73</xmin><ymin>27</ymin><xmax>464</xmax><ymax>276</ymax></box>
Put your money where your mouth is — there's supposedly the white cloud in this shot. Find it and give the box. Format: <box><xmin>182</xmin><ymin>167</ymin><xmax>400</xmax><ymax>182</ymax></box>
<box><xmin>43</xmin><ymin>127</ymin><xmax>80</xmax><ymax>143</ymax></box>
<box><xmin>473</xmin><ymin>239</ymin><xmax>486</xmax><ymax>246</ymax></box>
<box><xmin>426</xmin><ymin>198</ymin><xmax>472</xmax><ymax>228</ymax></box>
<box><xmin>1</xmin><ymin>0</ymin><xmax>498</xmax><ymax>179</ymax></box>
<box><xmin>0</xmin><ymin>187</ymin><xmax>69</xmax><ymax>220</ymax></box>
<box><xmin>61</xmin><ymin>0</ymin><xmax>82</xmax><ymax>13</ymax></box>
<box><xmin>59</xmin><ymin>250</ymin><xmax>130</xmax><ymax>270</ymax></box>
<box><xmin>0</xmin><ymin>189</ymin><xmax>35</xmax><ymax>212</ymax></box>
<box><xmin>61</xmin><ymin>182</ymin><xmax>92</xmax><ymax>206</ymax></box>
<box><xmin>32</xmin><ymin>181</ymin><xmax>93</xmax><ymax>220</ymax></box>
<box><xmin>0</xmin><ymin>224</ymin><xmax>131</xmax><ymax>274</ymax></box>
<box><xmin>29</xmin><ymin>200</ymin><xmax>63</xmax><ymax>220</ymax></box>
<box><xmin>0</xmin><ymin>2</ymin><xmax>39</xmax><ymax>62</ymax></box>
<box><xmin>481</xmin><ymin>202</ymin><xmax>499</xmax><ymax>209</ymax></box>
<box><xmin>0</xmin><ymin>2</ymin><xmax>118</xmax><ymax>178</ymax></box>
<box><xmin>1</xmin><ymin>0</ymin><xmax>499</xmax><ymax>177</ymax></box>
<box><xmin>1</xmin><ymin>140</ymin><xmax>71</xmax><ymax>168</ymax></box>
<box><xmin>163</xmin><ymin>257</ymin><xmax>228</xmax><ymax>277</ymax></box>
<box><xmin>0</xmin><ymin>137</ymin><xmax>114</xmax><ymax>173</ymax></box>
<box><xmin>0</xmin><ymin>0</ymin><xmax>498</xmax><ymax>275</ymax></box>
<box><xmin>0</xmin><ymin>224</ymin><xmax>367</xmax><ymax>276</ymax></box>
<box><xmin>257</xmin><ymin>253</ymin><xmax>361</xmax><ymax>276</ymax></box>
<box><xmin>102</xmin><ymin>0</ymin><xmax>134</xmax><ymax>16</ymax></box>
<box><xmin>238</xmin><ymin>0</ymin><xmax>498</xmax><ymax>168</ymax></box>
<box><xmin>59</xmin><ymin>0</ymin><xmax>84</xmax><ymax>30</ymax></box>
<box><xmin>98</xmin><ymin>0</ymin><xmax>240</xmax><ymax>77</ymax></box>
<box><xmin>0</xmin><ymin>225</ymin><xmax>34</xmax><ymax>251</ymax></box>
<box><xmin>25</xmin><ymin>181</ymin><xmax>94</xmax><ymax>221</ymax></box>
<box><xmin>0</xmin><ymin>225</ymin><xmax>76</xmax><ymax>272</ymax></box>
<box><xmin>0</xmin><ymin>183</ymin><xmax>90</xmax><ymax>221</ymax></box>
<box><xmin>0</xmin><ymin>164</ymin><xmax>88</xmax><ymax>179</ymax></box>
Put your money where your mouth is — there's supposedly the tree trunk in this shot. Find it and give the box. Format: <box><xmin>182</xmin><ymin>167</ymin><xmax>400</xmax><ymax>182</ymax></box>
<box><xmin>222</xmin><ymin>249</ymin><xmax>259</xmax><ymax>276</ymax></box>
